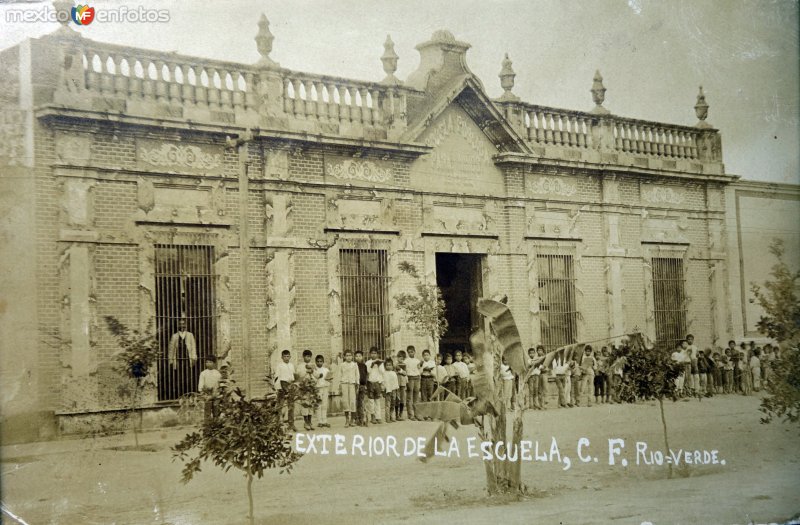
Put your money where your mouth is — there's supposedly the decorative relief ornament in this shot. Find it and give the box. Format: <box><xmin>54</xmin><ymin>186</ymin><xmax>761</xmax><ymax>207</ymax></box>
<box><xmin>528</xmin><ymin>176</ymin><xmax>577</xmax><ymax>197</ymax></box>
<box><xmin>139</xmin><ymin>143</ymin><xmax>222</xmax><ymax>170</ymax></box>
<box><xmin>642</xmin><ymin>186</ymin><xmax>684</xmax><ymax>205</ymax></box>
<box><xmin>327</xmin><ymin>159</ymin><xmax>392</xmax><ymax>183</ymax></box>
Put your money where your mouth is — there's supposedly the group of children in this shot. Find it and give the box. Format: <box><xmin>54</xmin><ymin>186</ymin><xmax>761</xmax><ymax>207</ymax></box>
<box><xmin>337</xmin><ymin>345</ymin><xmax>476</xmax><ymax>428</ymax></box>
<box><xmin>246</xmin><ymin>334</ymin><xmax>781</xmax><ymax>431</ymax></box>
<box><xmin>670</xmin><ymin>336</ymin><xmax>779</xmax><ymax>397</ymax></box>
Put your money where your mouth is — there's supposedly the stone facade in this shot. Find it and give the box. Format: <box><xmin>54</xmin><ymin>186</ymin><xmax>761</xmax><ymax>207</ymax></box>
<box><xmin>1</xmin><ymin>18</ymin><xmax>789</xmax><ymax>442</ymax></box>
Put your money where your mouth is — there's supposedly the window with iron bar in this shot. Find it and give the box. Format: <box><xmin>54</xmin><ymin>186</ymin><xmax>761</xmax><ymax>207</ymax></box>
<box><xmin>154</xmin><ymin>244</ymin><xmax>217</xmax><ymax>402</ymax></box>
<box><xmin>339</xmin><ymin>249</ymin><xmax>391</xmax><ymax>359</ymax></box>
<box><xmin>652</xmin><ymin>257</ymin><xmax>687</xmax><ymax>351</ymax></box>
<box><xmin>537</xmin><ymin>254</ymin><xmax>578</xmax><ymax>352</ymax></box>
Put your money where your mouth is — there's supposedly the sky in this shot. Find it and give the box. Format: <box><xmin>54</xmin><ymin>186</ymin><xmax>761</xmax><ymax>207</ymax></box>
<box><xmin>2</xmin><ymin>0</ymin><xmax>798</xmax><ymax>184</ymax></box>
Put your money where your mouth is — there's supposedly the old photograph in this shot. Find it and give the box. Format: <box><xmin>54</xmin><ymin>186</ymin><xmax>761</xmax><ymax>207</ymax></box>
<box><xmin>1</xmin><ymin>0</ymin><xmax>798</xmax><ymax>523</ymax></box>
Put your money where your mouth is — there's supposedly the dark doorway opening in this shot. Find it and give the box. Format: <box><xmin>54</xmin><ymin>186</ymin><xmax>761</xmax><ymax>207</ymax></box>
<box><xmin>435</xmin><ymin>253</ymin><xmax>484</xmax><ymax>356</ymax></box>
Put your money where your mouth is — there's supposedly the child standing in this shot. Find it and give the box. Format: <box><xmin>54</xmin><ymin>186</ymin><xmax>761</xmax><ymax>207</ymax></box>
<box><xmin>444</xmin><ymin>353</ymin><xmax>457</xmax><ymax>395</ymax></box>
<box><xmin>552</xmin><ymin>353</ymin><xmax>568</xmax><ymax>408</ymax></box>
<box><xmin>453</xmin><ymin>350</ymin><xmax>470</xmax><ymax>399</ymax></box>
<box><xmin>723</xmin><ymin>349</ymin><xmax>734</xmax><ymax>394</ymax></box>
<box><xmin>526</xmin><ymin>348</ymin><xmax>539</xmax><ymax>409</ymax></box>
<box><xmin>355</xmin><ymin>350</ymin><xmax>368</xmax><ymax>426</ymax></box>
<box><xmin>297</xmin><ymin>349</ymin><xmax>316</xmax><ymax>431</ymax></box>
<box><xmin>274</xmin><ymin>349</ymin><xmax>297</xmax><ymax>431</ymax></box>
<box><xmin>405</xmin><ymin>346</ymin><xmax>421</xmax><ymax>421</ymax></box>
<box><xmin>198</xmin><ymin>357</ymin><xmax>222</xmax><ymax>421</ymax></box>
<box><xmin>339</xmin><ymin>350</ymin><xmax>358</xmax><ymax>428</ymax></box>
<box><xmin>434</xmin><ymin>353</ymin><xmax>449</xmax><ymax>400</ymax></box>
<box><xmin>366</xmin><ymin>348</ymin><xmax>385</xmax><ymax>424</ymax></box>
<box><xmin>568</xmin><ymin>359</ymin><xmax>581</xmax><ymax>407</ymax></box>
<box><xmin>750</xmin><ymin>348</ymin><xmax>762</xmax><ymax>392</ymax></box>
<box><xmin>383</xmin><ymin>359</ymin><xmax>399</xmax><ymax>423</ymax></box>
<box><xmin>580</xmin><ymin>346</ymin><xmax>597</xmax><ymax>407</ymax></box>
<box><xmin>314</xmin><ymin>355</ymin><xmax>331</xmax><ymax>428</ymax></box>
<box><xmin>499</xmin><ymin>356</ymin><xmax>514</xmax><ymax>409</ymax></box>
<box><xmin>420</xmin><ymin>349</ymin><xmax>436</xmax><ymax>403</ymax></box>
<box><xmin>464</xmin><ymin>353</ymin><xmax>476</xmax><ymax>397</ymax></box>
<box><xmin>395</xmin><ymin>351</ymin><xmax>408</xmax><ymax>421</ymax></box>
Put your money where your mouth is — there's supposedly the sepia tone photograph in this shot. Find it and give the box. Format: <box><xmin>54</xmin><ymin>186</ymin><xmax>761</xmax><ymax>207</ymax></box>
<box><xmin>0</xmin><ymin>1</ymin><xmax>798</xmax><ymax>523</ymax></box>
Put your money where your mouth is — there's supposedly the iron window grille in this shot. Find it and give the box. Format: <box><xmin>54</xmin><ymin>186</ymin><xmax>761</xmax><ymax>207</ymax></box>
<box><xmin>652</xmin><ymin>257</ymin><xmax>687</xmax><ymax>351</ymax></box>
<box><xmin>339</xmin><ymin>249</ymin><xmax>391</xmax><ymax>358</ymax></box>
<box><xmin>537</xmin><ymin>254</ymin><xmax>578</xmax><ymax>352</ymax></box>
<box><xmin>154</xmin><ymin>244</ymin><xmax>217</xmax><ymax>402</ymax></box>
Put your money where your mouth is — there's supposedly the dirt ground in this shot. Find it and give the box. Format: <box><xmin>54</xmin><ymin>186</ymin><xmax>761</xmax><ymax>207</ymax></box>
<box><xmin>2</xmin><ymin>394</ymin><xmax>798</xmax><ymax>525</ymax></box>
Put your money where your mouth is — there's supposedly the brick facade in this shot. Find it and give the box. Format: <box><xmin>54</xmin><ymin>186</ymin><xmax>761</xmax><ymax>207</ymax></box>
<box><xmin>2</xmin><ymin>23</ymin><xmax>769</xmax><ymax>441</ymax></box>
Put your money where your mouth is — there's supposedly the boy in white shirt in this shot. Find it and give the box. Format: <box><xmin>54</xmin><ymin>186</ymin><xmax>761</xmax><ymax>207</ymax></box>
<box><xmin>383</xmin><ymin>359</ymin><xmax>399</xmax><ymax>423</ymax></box>
<box><xmin>404</xmin><ymin>346</ymin><xmax>421</xmax><ymax>421</ymax></box>
<box><xmin>274</xmin><ymin>349</ymin><xmax>297</xmax><ymax>431</ymax></box>
<box><xmin>339</xmin><ymin>350</ymin><xmax>358</xmax><ymax>428</ymax></box>
<box><xmin>314</xmin><ymin>355</ymin><xmax>332</xmax><ymax>428</ymax></box>
<box><xmin>198</xmin><ymin>357</ymin><xmax>222</xmax><ymax>421</ymax></box>
<box><xmin>420</xmin><ymin>349</ymin><xmax>436</xmax><ymax>404</ymax></box>
<box><xmin>366</xmin><ymin>347</ymin><xmax>385</xmax><ymax>424</ymax></box>
<box><xmin>453</xmin><ymin>350</ymin><xmax>470</xmax><ymax>399</ymax></box>
<box><xmin>552</xmin><ymin>354</ymin><xmax>568</xmax><ymax>408</ymax></box>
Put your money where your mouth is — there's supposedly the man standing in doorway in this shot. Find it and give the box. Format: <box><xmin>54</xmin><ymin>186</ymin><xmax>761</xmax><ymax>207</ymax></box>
<box><xmin>168</xmin><ymin>318</ymin><xmax>198</xmax><ymax>398</ymax></box>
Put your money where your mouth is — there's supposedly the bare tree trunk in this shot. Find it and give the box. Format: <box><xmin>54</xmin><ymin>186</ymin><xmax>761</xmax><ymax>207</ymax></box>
<box><xmin>246</xmin><ymin>472</ymin><xmax>254</xmax><ymax>525</ymax></box>
<box><xmin>658</xmin><ymin>398</ymin><xmax>673</xmax><ymax>479</ymax></box>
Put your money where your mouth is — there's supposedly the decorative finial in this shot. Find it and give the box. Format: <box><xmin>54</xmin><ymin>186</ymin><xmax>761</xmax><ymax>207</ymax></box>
<box><xmin>498</xmin><ymin>53</ymin><xmax>519</xmax><ymax>102</ymax></box>
<box><xmin>590</xmin><ymin>70</ymin><xmax>610</xmax><ymax>114</ymax></box>
<box><xmin>381</xmin><ymin>35</ymin><xmax>401</xmax><ymax>85</ymax></box>
<box><xmin>255</xmin><ymin>14</ymin><xmax>278</xmax><ymax>68</ymax></box>
<box><xmin>52</xmin><ymin>0</ymin><xmax>76</xmax><ymax>33</ymax></box>
<box><xmin>694</xmin><ymin>86</ymin><xmax>711</xmax><ymax>128</ymax></box>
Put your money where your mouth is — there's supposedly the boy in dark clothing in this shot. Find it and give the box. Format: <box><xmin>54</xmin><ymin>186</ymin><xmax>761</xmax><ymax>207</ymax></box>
<box><xmin>355</xmin><ymin>350</ymin><xmax>368</xmax><ymax>426</ymax></box>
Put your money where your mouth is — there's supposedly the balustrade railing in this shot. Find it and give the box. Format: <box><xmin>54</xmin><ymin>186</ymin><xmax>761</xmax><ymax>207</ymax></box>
<box><xmin>77</xmin><ymin>41</ymin><xmax>257</xmax><ymax>113</ymax></box>
<box><xmin>63</xmin><ymin>39</ymin><xmax>414</xmax><ymax>133</ymax></box>
<box><xmin>281</xmin><ymin>71</ymin><xmax>408</xmax><ymax>128</ymax></box>
<box><xmin>509</xmin><ymin>102</ymin><xmax>702</xmax><ymax>160</ymax></box>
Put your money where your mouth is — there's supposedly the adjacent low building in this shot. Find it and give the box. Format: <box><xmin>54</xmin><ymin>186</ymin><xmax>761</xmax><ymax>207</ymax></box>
<box><xmin>1</xmin><ymin>12</ymin><xmax>797</xmax><ymax>442</ymax></box>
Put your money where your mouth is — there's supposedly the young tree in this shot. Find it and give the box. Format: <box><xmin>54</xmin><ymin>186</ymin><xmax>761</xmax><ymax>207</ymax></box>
<box><xmin>750</xmin><ymin>239</ymin><xmax>800</xmax><ymax>427</ymax></box>
<box><xmin>614</xmin><ymin>333</ymin><xmax>683</xmax><ymax>478</ymax></box>
<box><xmin>104</xmin><ymin>316</ymin><xmax>159</xmax><ymax>449</ymax></box>
<box><xmin>394</xmin><ymin>262</ymin><xmax>448</xmax><ymax>352</ymax></box>
<box><xmin>172</xmin><ymin>381</ymin><xmax>319</xmax><ymax>525</ymax></box>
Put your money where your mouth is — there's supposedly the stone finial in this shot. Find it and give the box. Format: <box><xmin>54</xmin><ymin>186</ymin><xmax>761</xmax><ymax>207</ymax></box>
<box><xmin>590</xmin><ymin>70</ymin><xmax>610</xmax><ymax>114</ymax></box>
<box><xmin>694</xmin><ymin>86</ymin><xmax>711</xmax><ymax>129</ymax></box>
<box><xmin>497</xmin><ymin>53</ymin><xmax>519</xmax><ymax>102</ymax></box>
<box><xmin>52</xmin><ymin>0</ymin><xmax>77</xmax><ymax>34</ymax></box>
<box><xmin>381</xmin><ymin>35</ymin><xmax>401</xmax><ymax>85</ymax></box>
<box><xmin>255</xmin><ymin>14</ymin><xmax>279</xmax><ymax>68</ymax></box>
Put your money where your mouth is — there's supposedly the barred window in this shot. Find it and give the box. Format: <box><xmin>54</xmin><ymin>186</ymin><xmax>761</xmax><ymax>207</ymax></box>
<box><xmin>652</xmin><ymin>257</ymin><xmax>687</xmax><ymax>350</ymax></box>
<box><xmin>339</xmin><ymin>249</ymin><xmax>390</xmax><ymax>358</ymax></box>
<box><xmin>154</xmin><ymin>245</ymin><xmax>217</xmax><ymax>402</ymax></box>
<box><xmin>537</xmin><ymin>254</ymin><xmax>578</xmax><ymax>352</ymax></box>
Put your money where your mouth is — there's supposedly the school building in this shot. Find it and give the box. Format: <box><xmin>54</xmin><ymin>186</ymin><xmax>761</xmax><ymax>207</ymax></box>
<box><xmin>1</xmin><ymin>12</ymin><xmax>797</xmax><ymax>442</ymax></box>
